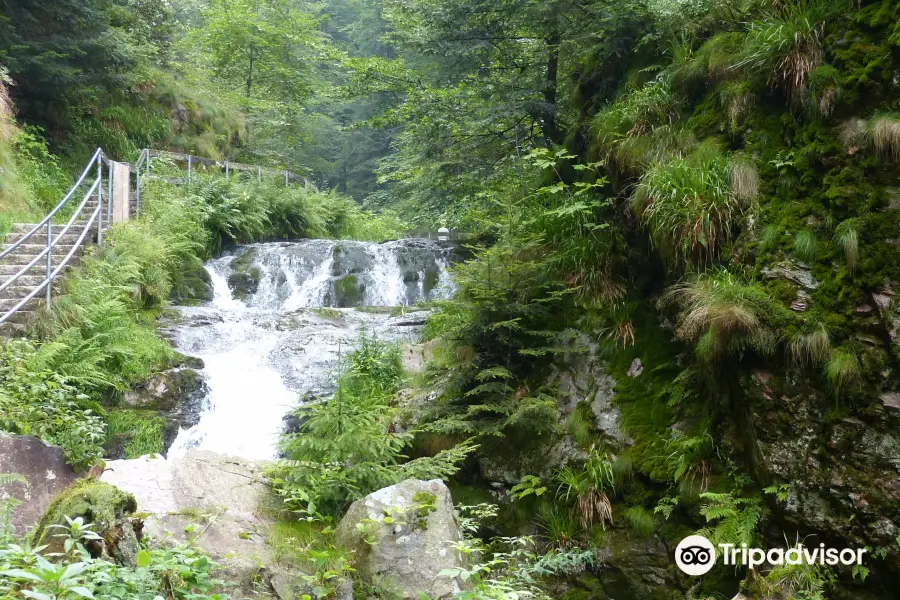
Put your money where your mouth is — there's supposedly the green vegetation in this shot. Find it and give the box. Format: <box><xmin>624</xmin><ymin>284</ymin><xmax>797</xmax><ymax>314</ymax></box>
<box><xmin>105</xmin><ymin>409</ymin><xmax>166</xmax><ymax>458</ymax></box>
<box><xmin>271</xmin><ymin>333</ymin><xmax>475</xmax><ymax>517</ymax></box>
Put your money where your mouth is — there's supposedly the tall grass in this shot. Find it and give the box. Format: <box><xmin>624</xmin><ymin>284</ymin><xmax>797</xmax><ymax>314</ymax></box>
<box><xmin>793</xmin><ymin>230</ymin><xmax>817</xmax><ymax>262</ymax></box>
<box><xmin>789</xmin><ymin>323</ymin><xmax>831</xmax><ymax>367</ymax></box>
<box><xmin>833</xmin><ymin>219</ymin><xmax>859</xmax><ymax>275</ymax></box>
<box><xmin>633</xmin><ymin>146</ymin><xmax>751</xmax><ymax>262</ymax></box>
<box><xmin>735</xmin><ymin>0</ymin><xmax>834</xmax><ymax>99</ymax></box>
<box><xmin>824</xmin><ymin>350</ymin><xmax>860</xmax><ymax>397</ymax></box>
<box><xmin>664</xmin><ymin>270</ymin><xmax>789</xmax><ymax>361</ymax></box>
<box><xmin>869</xmin><ymin>114</ymin><xmax>900</xmax><ymax>162</ymax></box>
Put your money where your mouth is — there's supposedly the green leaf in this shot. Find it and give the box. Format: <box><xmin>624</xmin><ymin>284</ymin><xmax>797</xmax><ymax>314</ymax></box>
<box><xmin>136</xmin><ymin>549</ymin><xmax>152</xmax><ymax>568</ymax></box>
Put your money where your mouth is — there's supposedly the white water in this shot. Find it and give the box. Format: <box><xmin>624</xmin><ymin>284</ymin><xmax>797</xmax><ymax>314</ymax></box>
<box><xmin>167</xmin><ymin>239</ymin><xmax>453</xmax><ymax>459</ymax></box>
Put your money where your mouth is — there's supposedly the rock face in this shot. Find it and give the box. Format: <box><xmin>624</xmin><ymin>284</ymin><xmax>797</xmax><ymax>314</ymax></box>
<box><xmin>556</xmin><ymin>533</ymin><xmax>682</xmax><ymax>600</ymax></box>
<box><xmin>335</xmin><ymin>479</ymin><xmax>466</xmax><ymax>599</ymax></box>
<box><xmin>477</xmin><ymin>339</ymin><xmax>626</xmax><ymax>484</ymax></box>
<box><xmin>0</xmin><ymin>433</ymin><xmax>79</xmax><ymax>536</ymax></box>
<box><xmin>100</xmin><ymin>452</ymin><xmax>276</xmax><ymax>574</ymax></box>
<box><xmin>746</xmin><ymin>370</ymin><xmax>900</xmax><ymax>573</ymax></box>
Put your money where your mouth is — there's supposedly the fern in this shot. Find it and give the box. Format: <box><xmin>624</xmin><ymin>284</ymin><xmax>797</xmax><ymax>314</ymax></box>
<box><xmin>697</xmin><ymin>491</ymin><xmax>762</xmax><ymax>547</ymax></box>
<box><xmin>0</xmin><ymin>473</ymin><xmax>26</xmax><ymax>544</ymax></box>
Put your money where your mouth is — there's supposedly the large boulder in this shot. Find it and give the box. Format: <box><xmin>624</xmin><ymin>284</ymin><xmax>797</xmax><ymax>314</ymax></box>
<box><xmin>31</xmin><ymin>479</ymin><xmax>140</xmax><ymax>566</ymax></box>
<box><xmin>335</xmin><ymin>479</ymin><xmax>466</xmax><ymax>599</ymax></box>
<box><xmin>100</xmin><ymin>452</ymin><xmax>281</xmax><ymax>585</ymax></box>
<box><xmin>0</xmin><ymin>433</ymin><xmax>80</xmax><ymax>536</ymax></box>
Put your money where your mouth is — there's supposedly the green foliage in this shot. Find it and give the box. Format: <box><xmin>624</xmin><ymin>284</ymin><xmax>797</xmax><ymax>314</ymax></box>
<box><xmin>0</xmin><ymin>474</ymin><xmax>26</xmax><ymax>545</ymax></box>
<box><xmin>789</xmin><ymin>322</ymin><xmax>831</xmax><ymax>367</ymax></box>
<box><xmin>793</xmin><ymin>229</ymin><xmax>818</xmax><ymax>262</ymax></box>
<box><xmin>624</xmin><ymin>506</ymin><xmax>655</xmax><ymax>537</ymax></box>
<box><xmin>271</xmin><ymin>333</ymin><xmax>475</xmax><ymax>516</ymax></box>
<box><xmin>697</xmin><ymin>491</ymin><xmax>762</xmax><ymax>547</ymax></box>
<box><xmin>824</xmin><ymin>349</ymin><xmax>860</xmax><ymax>397</ymax></box>
<box><xmin>0</xmin><ymin>342</ymin><xmax>106</xmax><ymax>470</ymax></box>
<box><xmin>834</xmin><ymin>219</ymin><xmax>860</xmax><ymax>275</ymax></box>
<box><xmin>105</xmin><ymin>410</ymin><xmax>166</xmax><ymax>458</ymax></box>
<box><xmin>633</xmin><ymin>145</ymin><xmax>753</xmax><ymax>262</ymax></box>
<box><xmin>0</xmin><ymin>533</ymin><xmax>225</xmax><ymax>600</ymax></box>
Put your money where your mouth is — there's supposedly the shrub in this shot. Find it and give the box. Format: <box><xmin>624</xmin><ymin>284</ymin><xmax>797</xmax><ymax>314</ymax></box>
<box><xmin>272</xmin><ymin>333</ymin><xmax>475</xmax><ymax>516</ymax></box>
<box><xmin>106</xmin><ymin>409</ymin><xmax>166</xmax><ymax>458</ymax></box>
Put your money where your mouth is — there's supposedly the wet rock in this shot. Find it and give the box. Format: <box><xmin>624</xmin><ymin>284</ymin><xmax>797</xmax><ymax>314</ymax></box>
<box><xmin>0</xmin><ymin>433</ymin><xmax>80</xmax><ymax>536</ymax></box>
<box><xmin>332</xmin><ymin>243</ymin><xmax>370</xmax><ymax>276</ymax></box>
<box><xmin>32</xmin><ymin>479</ymin><xmax>140</xmax><ymax>566</ymax></box>
<box><xmin>173</xmin><ymin>261</ymin><xmax>213</xmax><ymax>304</ymax></box>
<box><xmin>331</xmin><ymin>274</ymin><xmax>365</xmax><ymax>307</ymax></box>
<box><xmin>335</xmin><ymin>479</ymin><xmax>467</xmax><ymax>599</ymax></box>
<box><xmin>227</xmin><ymin>270</ymin><xmax>260</xmax><ymax>300</ymax></box>
<box><xmin>227</xmin><ymin>247</ymin><xmax>261</xmax><ymax>300</ymax></box>
<box><xmin>125</xmin><ymin>368</ymin><xmax>208</xmax><ymax>430</ymax></box>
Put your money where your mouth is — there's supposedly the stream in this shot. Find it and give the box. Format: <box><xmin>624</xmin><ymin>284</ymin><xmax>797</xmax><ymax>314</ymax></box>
<box><xmin>166</xmin><ymin>239</ymin><xmax>454</xmax><ymax>459</ymax></box>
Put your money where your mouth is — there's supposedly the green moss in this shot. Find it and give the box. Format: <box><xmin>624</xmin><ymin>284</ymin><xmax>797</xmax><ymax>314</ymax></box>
<box><xmin>313</xmin><ymin>307</ymin><xmax>343</xmax><ymax>319</ymax></box>
<box><xmin>333</xmin><ymin>274</ymin><xmax>364</xmax><ymax>307</ymax></box>
<box><xmin>105</xmin><ymin>409</ymin><xmax>166</xmax><ymax>458</ymax></box>
<box><xmin>31</xmin><ymin>479</ymin><xmax>137</xmax><ymax>546</ymax></box>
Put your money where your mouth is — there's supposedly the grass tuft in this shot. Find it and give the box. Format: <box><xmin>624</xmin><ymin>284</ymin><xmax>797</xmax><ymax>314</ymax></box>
<box><xmin>793</xmin><ymin>230</ymin><xmax>817</xmax><ymax>263</ymax></box>
<box><xmin>633</xmin><ymin>146</ymin><xmax>750</xmax><ymax>262</ymax></box>
<box><xmin>789</xmin><ymin>323</ymin><xmax>831</xmax><ymax>367</ymax></box>
<box><xmin>833</xmin><ymin>219</ymin><xmax>859</xmax><ymax>275</ymax></box>
<box><xmin>870</xmin><ymin>115</ymin><xmax>900</xmax><ymax>162</ymax></box>
<box><xmin>824</xmin><ymin>350</ymin><xmax>860</xmax><ymax>396</ymax></box>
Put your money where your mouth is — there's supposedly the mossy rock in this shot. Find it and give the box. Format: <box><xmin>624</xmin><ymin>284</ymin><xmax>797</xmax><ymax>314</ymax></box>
<box><xmin>332</xmin><ymin>274</ymin><xmax>365</xmax><ymax>307</ymax></box>
<box><xmin>31</xmin><ymin>479</ymin><xmax>140</xmax><ymax>565</ymax></box>
<box><xmin>227</xmin><ymin>267</ymin><xmax>261</xmax><ymax>300</ymax></box>
<box><xmin>172</xmin><ymin>260</ymin><xmax>213</xmax><ymax>303</ymax></box>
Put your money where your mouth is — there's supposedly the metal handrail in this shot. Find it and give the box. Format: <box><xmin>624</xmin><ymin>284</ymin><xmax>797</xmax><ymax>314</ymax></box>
<box><xmin>0</xmin><ymin>147</ymin><xmax>107</xmax><ymax>326</ymax></box>
<box><xmin>0</xmin><ymin>204</ymin><xmax>103</xmax><ymax>324</ymax></box>
<box><xmin>0</xmin><ymin>148</ymin><xmax>102</xmax><ymax>261</ymax></box>
<box><xmin>131</xmin><ymin>149</ymin><xmax>313</xmax><ymax>217</ymax></box>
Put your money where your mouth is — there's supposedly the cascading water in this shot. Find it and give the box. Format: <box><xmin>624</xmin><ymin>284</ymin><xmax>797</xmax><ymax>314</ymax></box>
<box><xmin>166</xmin><ymin>239</ymin><xmax>454</xmax><ymax>459</ymax></box>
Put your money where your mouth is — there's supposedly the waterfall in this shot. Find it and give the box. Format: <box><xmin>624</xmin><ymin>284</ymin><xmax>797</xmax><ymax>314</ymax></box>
<box><xmin>166</xmin><ymin>238</ymin><xmax>454</xmax><ymax>459</ymax></box>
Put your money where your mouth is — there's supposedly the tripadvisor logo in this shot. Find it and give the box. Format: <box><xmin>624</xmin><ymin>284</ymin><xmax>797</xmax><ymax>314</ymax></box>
<box><xmin>675</xmin><ymin>535</ymin><xmax>866</xmax><ymax>576</ymax></box>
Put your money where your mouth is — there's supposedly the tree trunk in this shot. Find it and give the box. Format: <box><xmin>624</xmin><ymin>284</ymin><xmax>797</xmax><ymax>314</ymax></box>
<box><xmin>539</xmin><ymin>19</ymin><xmax>561</xmax><ymax>147</ymax></box>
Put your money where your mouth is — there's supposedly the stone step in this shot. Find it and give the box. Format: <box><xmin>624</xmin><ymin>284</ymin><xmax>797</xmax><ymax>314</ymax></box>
<box><xmin>0</xmin><ymin>296</ymin><xmax>44</xmax><ymax>313</ymax></box>
<box><xmin>0</xmin><ymin>274</ymin><xmax>51</xmax><ymax>289</ymax></box>
<box><xmin>4</xmin><ymin>231</ymin><xmax>86</xmax><ymax>246</ymax></box>
<box><xmin>10</xmin><ymin>220</ymin><xmax>94</xmax><ymax>234</ymax></box>
<box><xmin>0</xmin><ymin>258</ymin><xmax>79</xmax><ymax>274</ymax></box>
<box><xmin>0</xmin><ymin>243</ymin><xmax>83</xmax><ymax>256</ymax></box>
<box><xmin>0</xmin><ymin>284</ymin><xmax>54</xmax><ymax>300</ymax></box>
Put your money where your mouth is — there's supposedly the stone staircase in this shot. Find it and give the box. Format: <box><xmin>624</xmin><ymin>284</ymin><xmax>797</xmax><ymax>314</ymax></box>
<box><xmin>0</xmin><ymin>198</ymin><xmax>104</xmax><ymax>336</ymax></box>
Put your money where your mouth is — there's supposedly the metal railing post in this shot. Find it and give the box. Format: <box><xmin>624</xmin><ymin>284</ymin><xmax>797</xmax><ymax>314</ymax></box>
<box><xmin>284</xmin><ymin>170</ymin><xmax>288</xmax><ymax>186</ymax></box>
<box><xmin>225</xmin><ymin>160</ymin><xmax>230</xmax><ymax>180</ymax></box>
<box><xmin>96</xmin><ymin>157</ymin><xmax>103</xmax><ymax>246</ymax></box>
<box><xmin>106</xmin><ymin>154</ymin><xmax>112</xmax><ymax>225</ymax></box>
<box><xmin>258</xmin><ymin>166</ymin><xmax>261</xmax><ymax>183</ymax></box>
<box><xmin>187</xmin><ymin>155</ymin><xmax>192</xmax><ymax>184</ymax></box>
<box><xmin>45</xmin><ymin>221</ymin><xmax>52</xmax><ymax>305</ymax></box>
